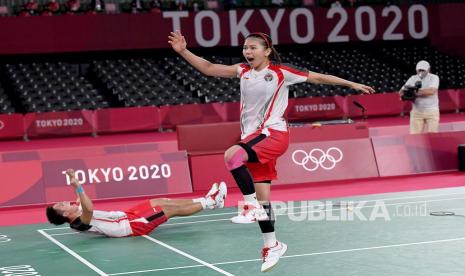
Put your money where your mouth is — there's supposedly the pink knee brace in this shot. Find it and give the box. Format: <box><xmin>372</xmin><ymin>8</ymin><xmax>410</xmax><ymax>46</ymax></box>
<box><xmin>225</xmin><ymin>147</ymin><xmax>247</xmax><ymax>170</ymax></box>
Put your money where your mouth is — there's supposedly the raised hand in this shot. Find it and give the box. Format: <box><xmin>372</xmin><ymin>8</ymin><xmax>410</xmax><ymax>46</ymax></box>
<box><xmin>352</xmin><ymin>83</ymin><xmax>375</xmax><ymax>94</ymax></box>
<box><xmin>75</xmin><ymin>196</ymin><xmax>81</xmax><ymax>206</ymax></box>
<box><xmin>66</xmin><ymin>169</ymin><xmax>80</xmax><ymax>188</ymax></box>
<box><xmin>168</xmin><ymin>30</ymin><xmax>187</xmax><ymax>53</ymax></box>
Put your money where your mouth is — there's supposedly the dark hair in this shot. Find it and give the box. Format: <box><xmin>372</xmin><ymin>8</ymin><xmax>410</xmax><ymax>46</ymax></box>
<box><xmin>246</xmin><ymin>32</ymin><xmax>282</xmax><ymax>64</ymax></box>
<box><xmin>46</xmin><ymin>205</ymin><xmax>69</xmax><ymax>225</ymax></box>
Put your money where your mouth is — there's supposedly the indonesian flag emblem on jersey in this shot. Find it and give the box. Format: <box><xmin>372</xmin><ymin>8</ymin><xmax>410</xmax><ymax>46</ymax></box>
<box><xmin>237</xmin><ymin>63</ymin><xmax>308</xmax><ymax>139</ymax></box>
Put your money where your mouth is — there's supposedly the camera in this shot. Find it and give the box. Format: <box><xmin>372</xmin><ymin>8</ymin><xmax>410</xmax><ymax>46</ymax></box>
<box><xmin>401</xmin><ymin>81</ymin><xmax>422</xmax><ymax>101</ymax></box>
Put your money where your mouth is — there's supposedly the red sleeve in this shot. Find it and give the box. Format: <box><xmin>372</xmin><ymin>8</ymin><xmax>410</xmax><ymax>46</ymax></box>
<box><xmin>239</xmin><ymin>63</ymin><xmax>251</xmax><ymax>78</ymax></box>
<box><xmin>279</xmin><ymin>64</ymin><xmax>308</xmax><ymax>77</ymax></box>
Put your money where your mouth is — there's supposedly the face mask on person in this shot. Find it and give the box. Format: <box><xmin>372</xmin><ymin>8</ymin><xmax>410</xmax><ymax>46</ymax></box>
<box><xmin>417</xmin><ymin>70</ymin><xmax>427</xmax><ymax>79</ymax></box>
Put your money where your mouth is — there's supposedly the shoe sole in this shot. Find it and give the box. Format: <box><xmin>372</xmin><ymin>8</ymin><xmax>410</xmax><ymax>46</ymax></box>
<box><xmin>216</xmin><ymin>182</ymin><xmax>227</xmax><ymax>208</ymax></box>
<box><xmin>230</xmin><ymin>219</ymin><xmax>256</xmax><ymax>224</ymax></box>
<box><xmin>209</xmin><ymin>183</ymin><xmax>219</xmax><ymax>194</ymax></box>
<box><xmin>261</xmin><ymin>243</ymin><xmax>288</xmax><ymax>273</ymax></box>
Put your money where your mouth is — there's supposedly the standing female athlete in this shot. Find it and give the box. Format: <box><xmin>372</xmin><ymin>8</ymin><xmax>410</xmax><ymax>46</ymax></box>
<box><xmin>168</xmin><ymin>31</ymin><xmax>374</xmax><ymax>272</ymax></box>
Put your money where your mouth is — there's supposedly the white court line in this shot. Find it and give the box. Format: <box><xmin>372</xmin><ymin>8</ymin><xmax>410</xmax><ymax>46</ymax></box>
<box><xmin>107</xmin><ymin>264</ymin><xmax>205</xmax><ymax>275</ymax></box>
<box><xmin>162</xmin><ymin>218</ymin><xmax>232</xmax><ymax>226</ymax></box>
<box><xmin>214</xmin><ymin>237</ymin><xmax>465</xmax><ymax>266</ymax></box>
<box><xmin>169</xmin><ymin>190</ymin><xmax>465</xmax><ymax>220</ymax></box>
<box><xmin>49</xmin><ymin>232</ymin><xmax>80</xmax><ymax>237</ymax></box>
<box><xmin>105</xmin><ymin>236</ymin><xmax>465</xmax><ymax>275</ymax></box>
<box><xmin>141</xmin><ymin>235</ymin><xmax>233</xmax><ymax>276</ymax></box>
<box><xmin>40</xmin><ymin>229</ymin><xmax>231</xmax><ymax>275</ymax></box>
<box><xmin>37</xmin><ymin>190</ymin><xmax>465</xmax><ymax>230</ymax></box>
<box><xmin>162</xmin><ymin>195</ymin><xmax>465</xmax><ymax>226</ymax></box>
<box><xmin>286</xmin><ymin>196</ymin><xmax>465</xmax><ymax>216</ymax></box>
<box><xmin>41</xmin><ymin>195</ymin><xmax>465</xmax><ymax>231</ymax></box>
<box><xmin>37</xmin><ymin>195</ymin><xmax>465</xmax><ymax>275</ymax></box>
<box><xmin>39</xmin><ymin>226</ymin><xmax>69</xmax><ymax>231</ymax></box>
<box><xmin>37</xmin><ymin>229</ymin><xmax>108</xmax><ymax>276</ymax></box>
<box><xmin>431</xmin><ymin>207</ymin><xmax>465</xmax><ymax>212</ymax></box>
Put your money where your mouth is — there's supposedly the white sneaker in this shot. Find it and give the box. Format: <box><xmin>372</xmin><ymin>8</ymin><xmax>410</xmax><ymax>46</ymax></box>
<box><xmin>231</xmin><ymin>203</ymin><xmax>269</xmax><ymax>224</ymax></box>
<box><xmin>261</xmin><ymin>241</ymin><xmax>287</xmax><ymax>272</ymax></box>
<box><xmin>214</xmin><ymin>182</ymin><xmax>227</xmax><ymax>208</ymax></box>
<box><xmin>206</xmin><ymin>183</ymin><xmax>218</xmax><ymax>197</ymax></box>
<box><xmin>205</xmin><ymin>182</ymin><xmax>227</xmax><ymax>209</ymax></box>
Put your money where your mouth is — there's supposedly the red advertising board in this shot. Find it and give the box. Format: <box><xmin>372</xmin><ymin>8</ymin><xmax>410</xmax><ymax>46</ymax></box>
<box><xmin>0</xmin><ymin>141</ymin><xmax>178</xmax><ymax>162</ymax></box>
<box><xmin>177</xmin><ymin>121</ymin><xmax>241</xmax><ymax>153</ymax></box>
<box><xmin>177</xmin><ymin>120</ymin><xmax>368</xmax><ymax>153</ymax></box>
<box><xmin>189</xmin><ymin>138</ymin><xmax>379</xmax><ymax>191</ymax></box>
<box><xmin>286</xmin><ymin>96</ymin><xmax>346</xmax><ymax>121</ymax></box>
<box><xmin>372</xmin><ymin>131</ymin><xmax>465</xmax><ymax>176</ymax></box>
<box><xmin>275</xmin><ymin>138</ymin><xmax>379</xmax><ymax>184</ymax></box>
<box><xmin>159</xmin><ymin>103</ymin><xmax>227</xmax><ymax>128</ymax></box>
<box><xmin>221</xmin><ymin>102</ymin><xmax>241</xmax><ymax>122</ymax></box>
<box><xmin>0</xmin><ymin>4</ymin><xmax>439</xmax><ymax>54</ymax></box>
<box><xmin>189</xmin><ymin>154</ymin><xmax>236</xmax><ymax>192</ymax></box>
<box><xmin>24</xmin><ymin>110</ymin><xmax>95</xmax><ymax>138</ymax></box>
<box><xmin>0</xmin><ymin>151</ymin><xmax>192</xmax><ymax>207</ymax></box>
<box><xmin>459</xmin><ymin>89</ymin><xmax>465</xmax><ymax>110</ymax></box>
<box><xmin>439</xmin><ymin>89</ymin><xmax>459</xmax><ymax>112</ymax></box>
<box><xmin>96</xmin><ymin>106</ymin><xmax>160</xmax><ymax>134</ymax></box>
<box><xmin>0</xmin><ymin>160</ymin><xmax>45</xmax><ymax>207</ymax></box>
<box><xmin>0</xmin><ymin>113</ymin><xmax>24</xmax><ymax>140</ymax></box>
<box><xmin>346</xmin><ymin>93</ymin><xmax>403</xmax><ymax>118</ymax></box>
<box><xmin>289</xmin><ymin>122</ymin><xmax>369</xmax><ymax>143</ymax></box>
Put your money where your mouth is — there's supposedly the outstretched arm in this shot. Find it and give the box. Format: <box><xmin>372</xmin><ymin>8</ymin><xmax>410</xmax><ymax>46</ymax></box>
<box><xmin>307</xmin><ymin>72</ymin><xmax>375</xmax><ymax>94</ymax></box>
<box><xmin>168</xmin><ymin>30</ymin><xmax>239</xmax><ymax>78</ymax></box>
<box><xmin>66</xmin><ymin>169</ymin><xmax>93</xmax><ymax>224</ymax></box>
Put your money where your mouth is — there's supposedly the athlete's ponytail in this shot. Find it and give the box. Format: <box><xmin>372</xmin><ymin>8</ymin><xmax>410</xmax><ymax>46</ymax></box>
<box><xmin>246</xmin><ymin>32</ymin><xmax>282</xmax><ymax>64</ymax></box>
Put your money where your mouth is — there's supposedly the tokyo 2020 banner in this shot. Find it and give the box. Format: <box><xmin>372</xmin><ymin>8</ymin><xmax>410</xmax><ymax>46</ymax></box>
<box><xmin>0</xmin><ymin>150</ymin><xmax>192</xmax><ymax>208</ymax></box>
<box><xmin>0</xmin><ymin>4</ymin><xmax>439</xmax><ymax>54</ymax></box>
<box><xmin>24</xmin><ymin>110</ymin><xmax>95</xmax><ymax>138</ymax></box>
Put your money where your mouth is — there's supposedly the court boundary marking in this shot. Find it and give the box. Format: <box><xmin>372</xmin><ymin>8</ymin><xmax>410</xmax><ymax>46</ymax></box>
<box><xmin>38</xmin><ymin>190</ymin><xmax>465</xmax><ymax>231</ymax></box>
<box><xmin>35</xmin><ymin>192</ymin><xmax>465</xmax><ymax>275</ymax></box>
<box><xmin>42</xmin><ymin>195</ymin><xmax>465</xmax><ymax>233</ymax></box>
<box><xmin>161</xmin><ymin>195</ymin><xmax>465</xmax><ymax>227</ymax></box>
<box><xmin>37</xmin><ymin>229</ymin><xmax>108</xmax><ymax>276</ymax></box>
<box><xmin>141</xmin><ymin>235</ymin><xmax>233</xmax><ymax>276</ymax></box>
<box><xmin>104</xmin><ymin>236</ymin><xmax>465</xmax><ymax>275</ymax></box>
<box><xmin>168</xmin><ymin>189</ymin><xmax>465</xmax><ymax>220</ymax></box>
<box><xmin>38</xmin><ymin>230</ymin><xmax>233</xmax><ymax>276</ymax></box>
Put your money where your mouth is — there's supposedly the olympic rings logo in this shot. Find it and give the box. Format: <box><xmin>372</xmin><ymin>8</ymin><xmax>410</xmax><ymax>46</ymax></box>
<box><xmin>292</xmin><ymin>147</ymin><xmax>343</xmax><ymax>171</ymax></box>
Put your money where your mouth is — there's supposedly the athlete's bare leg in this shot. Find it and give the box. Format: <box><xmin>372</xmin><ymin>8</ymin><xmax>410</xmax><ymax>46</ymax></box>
<box><xmin>160</xmin><ymin>203</ymin><xmax>204</xmax><ymax>219</ymax></box>
<box><xmin>150</xmin><ymin>198</ymin><xmax>196</xmax><ymax>207</ymax></box>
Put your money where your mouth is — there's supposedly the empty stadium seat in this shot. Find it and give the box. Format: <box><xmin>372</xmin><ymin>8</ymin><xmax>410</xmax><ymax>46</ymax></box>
<box><xmin>5</xmin><ymin>62</ymin><xmax>109</xmax><ymax>112</ymax></box>
<box><xmin>1</xmin><ymin>41</ymin><xmax>463</xmax><ymax>113</ymax></box>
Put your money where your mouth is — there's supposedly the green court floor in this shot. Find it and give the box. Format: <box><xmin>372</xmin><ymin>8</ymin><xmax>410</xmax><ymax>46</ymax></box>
<box><xmin>2</xmin><ymin>187</ymin><xmax>465</xmax><ymax>275</ymax></box>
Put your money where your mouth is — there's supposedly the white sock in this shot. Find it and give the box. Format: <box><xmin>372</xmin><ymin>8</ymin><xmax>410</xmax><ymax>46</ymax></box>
<box><xmin>193</xmin><ymin>198</ymin><xmax>207</xmax><ymax>209</ymax></box>
<box><xmin>263</xmin><ymin>232</ymin><xmax>277</xmax><ymax>248</ymax></box>
<box><xmin>244</xmin><ymin>193</ymin><xmax>259</xmax><ymax>205</ymax></box>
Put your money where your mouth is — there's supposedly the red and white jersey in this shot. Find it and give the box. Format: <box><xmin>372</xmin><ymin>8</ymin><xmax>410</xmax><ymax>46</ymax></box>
<box><xmin>71</xmin><ymin>210</ymin><xmax>134</xmax><ymax>237</ymax></box>
<box><xmin>87</xmin><ymin>210</ymin><xmax>135</xmax><ymax>237</ymax></box>
<box><xmin>237</xmin><ymin>63</ymin><xmax>308</xmax><ymax>139</ymax></box>
<box><xmin>70</xmin><ymin>202</ymin><xmax>167</xmax><ymax>237</ymax></box>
